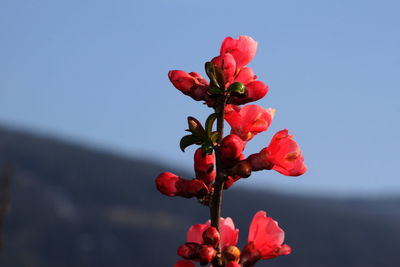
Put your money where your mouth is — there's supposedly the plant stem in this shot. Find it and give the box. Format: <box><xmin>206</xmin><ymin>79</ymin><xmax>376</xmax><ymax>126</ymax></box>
<box><xmin>210</xmin><ymin>96</ymin><xmax>228</xmax><ymax>267</ymax></box>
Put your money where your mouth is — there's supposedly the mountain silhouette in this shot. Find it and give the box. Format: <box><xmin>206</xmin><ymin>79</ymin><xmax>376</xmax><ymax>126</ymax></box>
<box><xmin>0</xmin><ymin>126</ymin><xmax>398</xmax><ymax>267</ymax></box>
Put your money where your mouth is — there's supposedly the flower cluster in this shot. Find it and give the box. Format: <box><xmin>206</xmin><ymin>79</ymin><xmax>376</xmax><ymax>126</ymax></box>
<box><xmin>156</xmin><ymin>35</ymin><xmax>307</xmax><ymax>266</ymax></box>
<box><xmin>174</xmin><ymin>211</ymin><xmax>290</xmax><ymax>267</ymax></box>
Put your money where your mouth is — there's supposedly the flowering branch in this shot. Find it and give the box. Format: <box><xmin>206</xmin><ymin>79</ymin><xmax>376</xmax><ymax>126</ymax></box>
<box><xmin>156</xmin><ymin>35</ymin><xmax>307</xmax><ymax>267</ymax></box>
<box><xmin>209</xmin><ymin>94</ymin><xmax>229</xmax><ymax>266</ymax></box>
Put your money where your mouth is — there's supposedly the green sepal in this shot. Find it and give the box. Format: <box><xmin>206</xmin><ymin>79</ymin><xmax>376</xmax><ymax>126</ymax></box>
<box><xmin>205</xmin><ymin>113</ymin><xmax>217</xmax><ymax>137</ymax></box>
<box><xmin>205</xmin><ymin>62</ymin><xmax>219</xmax><ymax>87</ymax></box>
<box><xmin>180</xmin><ymin>135</ymin><xmax>201</xmax><ymax>152</ymax></box>
<box><xmin>228</xmin><ymin>82</ymin><xmax>245</xmax><ymax>94</ymax></box>
<box><xmin>214</xmin><ymin>65</ymin><xmax>226</xmax><ymax>89</ymax></box>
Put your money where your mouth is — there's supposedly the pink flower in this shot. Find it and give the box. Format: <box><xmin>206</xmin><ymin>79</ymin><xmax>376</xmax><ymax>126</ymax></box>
<box><xmin>225</xmin><ymin>104</ymin><xmax>275</xmax><ymax>141</ymax></box>
<box><xmin>216</xmin><ymin>36</ymin><xmax>268</xmax><ymax>104</ymax></box>
<box><xmin>220</xmin><ymin>35</ymin><xmax>258</xmax><ymax>69</ymax></box>
<box><xmin>247</xmin><ymin>129</ymin><xmax>307</xmax><ymax>176</ymax></box>
<box><xmin>187</xmin><ymin>217</ymin><xmax>239</xmax><ymax>249</ymax></box>
<box><xmin>174</xmin><ymin>260</ymin><xmax>196</xmax><ymax>267</ymax></box>
<box><xmin>241</xmin><ymin>211</ymin><xmax>291</xmax><ymax>264</ymax></box>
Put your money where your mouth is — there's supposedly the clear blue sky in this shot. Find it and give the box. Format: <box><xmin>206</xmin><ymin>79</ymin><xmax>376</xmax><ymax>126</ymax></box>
<box><xmin>1</xmin><ymin>0</ymin><xmax>399</xmax><ymax>196</ymax></box>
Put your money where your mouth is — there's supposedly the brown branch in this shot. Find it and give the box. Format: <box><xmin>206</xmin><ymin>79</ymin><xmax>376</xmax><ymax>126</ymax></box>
<box><xmin>210</xmin><ymin>95</ymin><xmax>229</xmax><ymax>267</ymax></box>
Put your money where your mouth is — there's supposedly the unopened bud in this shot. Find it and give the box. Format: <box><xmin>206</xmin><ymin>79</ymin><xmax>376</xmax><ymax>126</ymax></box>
<box><xmin>199</xmin><ymin>245</ymin><xmax>217</xmax><ymax>265</ymax></box>
<box><xmin>177</xmin><ymin>242</ymin><xmax>201</xmax><ymax>259</ymax></box>
<box><xmin>176</xmin><ymin>179</ymin><xmax>209</xmax><ymax>198</ymax></box>
<box><xmin>155</xmin><ymin>172</ymin><xmax>181</xmax><ymax>196</ymax></box>
<box><xmin>221</xmin><ymin>134</ymin><xmax>245</xmax><ymax>161</ymax></box>
<box><xmin>189</xmin><ymin>85</ymin><xmax>209</xmax><ymax>101</ymax></box>
<box><xmin>223</xmin><ymin>246</ymin><xmax>241</xmax><ymax>263</ymax></box>
<box><xmin>202</xmin><ymin>227</ymin><xmax>220</xmax><ymax>247</ymax></box>
<box><xmin>194</xmin><ymin>148</ymin><xmax>216</xmax><ymax>184</ymax></box>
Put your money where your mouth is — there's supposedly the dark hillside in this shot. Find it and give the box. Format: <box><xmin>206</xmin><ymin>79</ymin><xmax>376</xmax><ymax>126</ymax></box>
<box><xmin>0</xmin><ymin>127</ymin><xmax>399</xmax><ymax>267</ymax></box>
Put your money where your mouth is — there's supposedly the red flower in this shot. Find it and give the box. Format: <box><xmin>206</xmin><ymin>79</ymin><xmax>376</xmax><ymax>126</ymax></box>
<box><xmin>218</xmin><ymin>36</ymin><xmax>268</xmax><ymax>104</ymax></box>
<box><xmin>174</xmin><ymin>260</ymin><xmax>196</xmax><ymax>267</ymax></box>
<box><xmin>194</xmin><ymin>148</ymin><xmax>216</xmax><ymax>184</ymax></box>
<box><xmin>220</xmin><ymin>35</ymin><xmax>258</xmax><ymax>69</ymax></box>
<box><xmin>241</xmin><ymin>211</ymin><xmax>291</xmax><ymax>264</ymax></box>
<box><xmin>187</xmin><ymin>217</ymin><xmax>239</xmax><ymax>249</ymax></box>
<box><xmin>225</xmin><ymin>104</ymin><xmax>275</xmax><ymax>142</ymax></box>
<box><xmin>247</xmin><ymin>129</ymin><xmax>307</xmax><ymax>176</ymax></box>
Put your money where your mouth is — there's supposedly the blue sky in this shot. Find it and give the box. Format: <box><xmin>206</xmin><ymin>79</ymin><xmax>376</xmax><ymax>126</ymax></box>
<box><xmin>1</xmin><ymin>0</ymin><xmax>399</xmax><ymax>196</ymax></box>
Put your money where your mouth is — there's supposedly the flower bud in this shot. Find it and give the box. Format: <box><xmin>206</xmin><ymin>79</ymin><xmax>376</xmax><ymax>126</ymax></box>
<box><xmin>177</xmin><ymin>242</ymin><xmax>201</xmax><ymax>259</ymax></box>
<box><xmin>189</xmin><ymin>84</ymin><xmax>209</xmax><ymax>101</ymax></box>
<box><xmin>202</xmin><ymin>227</ymin><xmax>220</xmax><ymax>247</ymax></box>
<box><xmin>194</xmin><ymin>148</ymin><xmax>216</xmax><ymax>184</ymax></box>
<box><xmin>176</xmin><ymin>179</ymin><xmax>209</xmax><ymax>198</ymax></box>
<box><xmin>199</xmin><ymin>245</ymin><xmax>217</xmax><ymax>265</ymax></box>
<box><xmin>168</xmin><ymin>70</ymin><xmax>198</xmax><ymax>94</ymax></box>
<box><xmin>155</xmin><ymin>172</ymin><xmax>181</xmax><ymax>196</ymax></box>
<box><xmin>223</xmin><ymin>246</ymin><xmax>241</xmax><ymax>263</ymax></box>
<box><xmin>220</xmin><ymin>134</ymin><xmax>245</xmax><ymax>161</ymax></box>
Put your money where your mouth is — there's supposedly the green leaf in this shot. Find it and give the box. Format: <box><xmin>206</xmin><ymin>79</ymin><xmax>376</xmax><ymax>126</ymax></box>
<box><xmin>205</xmin><ymin>113</ymin><xmax>217</xmax><ymax>137</ymax></box>
<box><xmin>187</xmin><ymin>116</ymin><xmax>207</xmax><ymax>140</ymax></box>
<box><xmin>228</xmin><ymin>82</ymin><xmax>245</xmax><ymax>94</ymax></box>
<box><xmin>180</xmin><ymin>135</ymin><xmax>201</xmax><ymax>152</ymax></box>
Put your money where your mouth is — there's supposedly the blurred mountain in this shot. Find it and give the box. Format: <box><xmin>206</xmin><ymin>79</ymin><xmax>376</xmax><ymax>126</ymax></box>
<box><xmin>0</xmin><ymin>126</ymin><xmax>399</xmax><ymax>267</ymax></box>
